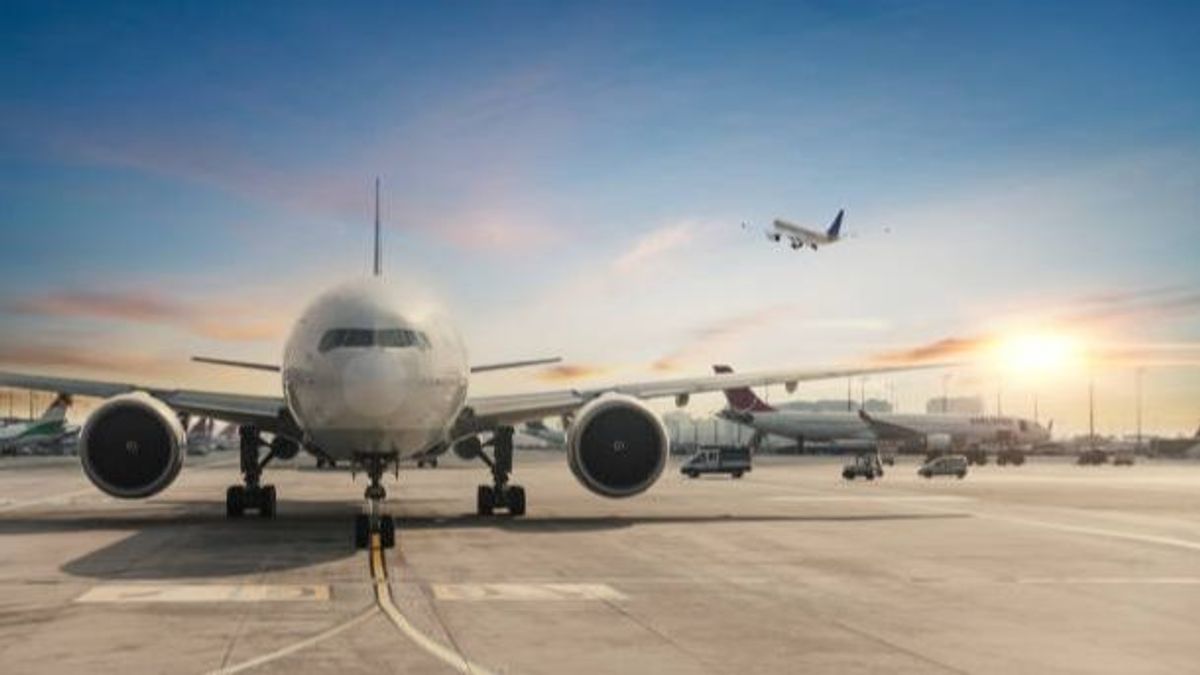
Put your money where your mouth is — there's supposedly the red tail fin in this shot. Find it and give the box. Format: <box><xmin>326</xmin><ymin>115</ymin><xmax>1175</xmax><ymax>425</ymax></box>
<box><xmin>713</xmin><ymin>365</ymin><xmax>775</xmax><ymax>412</ymax></box>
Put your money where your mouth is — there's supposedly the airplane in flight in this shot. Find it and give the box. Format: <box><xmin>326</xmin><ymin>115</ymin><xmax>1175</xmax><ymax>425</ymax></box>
<box><xmin>0</xmin><ymin>183</ymin><xmax>932</xmax><ymax>548</ymax></box>
<box><xmin>714</xmin><ymin>365</ymin><xmax>1051</xmax><ymax>456</ymax></box>
<box><xmin>746</xmin><ymin>209</ymin><xmax>845</xmax><ymax>251</ymax></box>
<box><xmin>0</xmin><ymin>394</ymin><xmax>76</xmax><ymax>455</ymax></box>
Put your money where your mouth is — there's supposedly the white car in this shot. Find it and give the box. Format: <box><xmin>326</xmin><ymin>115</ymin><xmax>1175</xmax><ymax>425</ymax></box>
<box><xmin>918</xmin><ymin>455</ymin><xmax>968</xmax><ymax>479</ymax></box>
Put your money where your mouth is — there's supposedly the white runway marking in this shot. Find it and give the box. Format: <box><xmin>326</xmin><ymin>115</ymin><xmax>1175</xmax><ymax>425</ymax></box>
<box><xmin>204</xmin><ymin>607</ymin><xmax>376</xmax><ymax>675</ymax></box>
<box><xmin>76</xmin><ymin>584</ymin><xmax>329</xmax><ymax>604</ymax></box>
<box><xmin>0</xmin><ymin>488</ymin><xmax>95</xmax><ymax>512</ymax></box>
<box><xmin>433</xmin><ymin>583</ymin><xmax>628</xmax><ymax>601</ymax></box>
<box><xmin>984</xmin><ymin>514</ymin><xmax>1200</xmax><ymax>553</ymax></box>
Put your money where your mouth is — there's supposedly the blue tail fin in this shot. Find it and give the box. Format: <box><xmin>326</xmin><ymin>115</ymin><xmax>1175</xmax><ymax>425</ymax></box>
<box><xmin>827</xmin><ymin>209</ymin><xmax>844</xmax><ymax>238</ymax></box>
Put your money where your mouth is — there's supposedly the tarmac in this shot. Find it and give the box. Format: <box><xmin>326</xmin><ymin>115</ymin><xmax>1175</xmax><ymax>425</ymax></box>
<box><xmin>1</xmin><ymin>451</ymin><xmax>1198</xmax><ymax>674</ymax></box>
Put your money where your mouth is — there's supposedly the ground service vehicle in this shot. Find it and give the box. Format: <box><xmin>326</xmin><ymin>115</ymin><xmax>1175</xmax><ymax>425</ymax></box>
<box><xmin>681</xmin><ymin>446</ymin><xmax>751</xmax><ymax>478</ymax></box>
<box><xmin>842</xmin><ymin>453</ymin><xmax>884</xmax><ymax>480</ymax></box>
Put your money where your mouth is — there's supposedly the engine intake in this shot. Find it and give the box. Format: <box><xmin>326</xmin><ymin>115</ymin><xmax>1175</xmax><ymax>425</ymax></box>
<box><xmin>567</xmin><ymin>395</ymin><xmax>668</xmax><ymax>498</ymax></box>
<box><xmin>80</xmin><ymin>394</ymin><xmax>185</xmax><ymax>499</ymax></box>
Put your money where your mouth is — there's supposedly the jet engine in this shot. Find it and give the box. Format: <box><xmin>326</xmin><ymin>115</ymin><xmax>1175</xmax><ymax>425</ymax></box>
<box><xmin>924</xmin><ymin>433</ymin><xmax>953</xmax><ymax>453</ymax></box>
<box><xmin>79</xmin><ymin>393</ymin><xmax>186</xmax><ymax>499</ymax></box>
<box><xmin>567</xmin><ymin>395</ymin><xmax>669</xmax><ymax>498</ymax></box>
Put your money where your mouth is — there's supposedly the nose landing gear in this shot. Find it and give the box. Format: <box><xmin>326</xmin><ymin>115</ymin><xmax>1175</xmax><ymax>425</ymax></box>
<box><xmin>226</xmin><ymin>426</ymin><xmax>278</xmax><ymax>518</ymax></box>
<box><xmin>475</xmin><ymin>426</ymin><xmax>526</xmax><ymax>516</ymax></box>
<box><xmin>354</xmin><ymin>454</ymin><xmax>397</xmax><ymax>549</ymax></box>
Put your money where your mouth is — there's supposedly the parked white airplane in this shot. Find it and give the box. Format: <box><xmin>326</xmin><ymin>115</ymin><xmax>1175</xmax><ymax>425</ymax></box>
<box><xmin>0</xmin><ymin>184</ymin><xmax>930</xmax><ymax>548</ymax></box>
<box><xmin>0</xmin><ymin>394</ymin><xmax>75</xmax><ymax>455</ymax></box>
<box><xmin>715</xmin><ymin>365</ymin><xmax>1050</xmax><ymax>454</ymax></box>
<box><xmin>747</xmin><ymin>209</ymin><xmax>845</xmax><ymax>251</ymax></box>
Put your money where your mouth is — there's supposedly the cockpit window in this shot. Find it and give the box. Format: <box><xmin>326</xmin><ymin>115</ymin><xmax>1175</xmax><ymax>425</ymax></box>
<box><xmin>318</xmin><ymin>328</ymin><xmax>431</xmax><ymax>353</ymax></box>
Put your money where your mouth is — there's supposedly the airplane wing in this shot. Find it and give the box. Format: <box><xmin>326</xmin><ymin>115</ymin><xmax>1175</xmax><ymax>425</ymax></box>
<box><xmin>0</xmin><ymin>371</ymin><xmax>291</xmax><ymax>433</ymax></box>
<box><xmin>857</xmin><ymin>409</ymin><xmax>923</xmax><ymax>440</ymax></box>
<box><xmin>463</xmin><ymin>363</ymin><xmax>946</xmax><ymax>432</ymax></box>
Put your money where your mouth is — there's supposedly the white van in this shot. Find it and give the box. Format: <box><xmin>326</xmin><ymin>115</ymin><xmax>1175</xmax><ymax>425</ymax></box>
<box><xmin>918</xmin><ymin>455</ymin><xmax>968</xmax><ymax>479</ymax></box>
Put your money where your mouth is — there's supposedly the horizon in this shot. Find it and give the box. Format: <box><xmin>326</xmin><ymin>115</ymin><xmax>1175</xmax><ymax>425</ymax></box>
<box><xmin>2</xmin><ymin>1</ymin><xmax>1198</xmax><ymax>436</ymax></box>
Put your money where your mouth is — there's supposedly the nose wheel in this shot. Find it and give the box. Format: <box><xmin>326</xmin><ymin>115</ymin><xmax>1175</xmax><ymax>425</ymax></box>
<box><xmin>354</xmin><ymin>454</ymin><xmax>397</xmax><ymax>549</ymax></box>
<box><xmin>474</xmin><ymin>426</ymin><xmax>526</xmax><ymax>516</ymax></box>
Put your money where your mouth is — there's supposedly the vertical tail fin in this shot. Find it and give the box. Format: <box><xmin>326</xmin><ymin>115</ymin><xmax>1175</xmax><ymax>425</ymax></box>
<box><xmin>826</xmin><ymin>209</ymin><xmax>844</xmax><ymax>238</ymax></box>
<box><xmin>713</xmin><ymin>365</ymin><xmax>775</xmax><ymax>413</ymax></box>
<box><xmin>39</xmin><ymin>394</ymin><xmax>71</xmax><ymax>423</ymax></box>
<box><xmin>373</xmin><ymin>177</ymin><xmax>382</xmax><ymax>277</ymax></box>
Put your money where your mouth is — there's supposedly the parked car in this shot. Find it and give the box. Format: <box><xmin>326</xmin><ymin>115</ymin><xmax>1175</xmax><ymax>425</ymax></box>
<box><xmin>681</xmin><ymin>446</ymin><xmax>751</xmax><ymax>478</ymax></box>
<box><xmin>1112</xmin><ymin>451</ymin><xmax>1135</xmax><ymax>466</ymax></box>
<box><xmin>918</xmin><ymin>454</ymin><xmax>968</xmax><ymax>479</ymax></box>
<box><xmin>842</xmin><ymin>453</ymin><xmax>884</xmax><ymax>480</ymax></box>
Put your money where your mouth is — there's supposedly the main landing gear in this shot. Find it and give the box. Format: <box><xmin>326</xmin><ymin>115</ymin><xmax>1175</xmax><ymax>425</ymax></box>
<box><xmin>475</xmin><ymin>426</ymin><xmax>526</xmax><ymax>517</ymax></box>
<box><xmin>353</xmin><ymin>454</ymin><xmax>396</xmax><ymax>550</ymax></box>
<box><xmin>226</xmin><ymin>426</ymin><xmax>278</xmax><ymax>518</ymax></box>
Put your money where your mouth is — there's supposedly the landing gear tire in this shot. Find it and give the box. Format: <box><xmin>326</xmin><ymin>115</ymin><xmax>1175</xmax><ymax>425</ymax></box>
<box><xmin>354</xmin><ymin>514</ymin><xmax>370</xmax><ymax>549</ymax></box>
<box><xmin>473</xmin><ymin>427</ymin><xmax>528</xmax><ymax>517</ymax></box>
<box><xmin>259</xmin><ymin>485</ymin><xmax>277</xmax><ymax>518</ymax></box>
<box><xmin>227</xmin><ymin>426</ymin><xmax>281</xmax><ymax>519</ymax></box>
<box><xmin>477</xmin><ymin>485</ymin><xmax>495</xmax><ymax>516</ymax></box>
<box><xmin>226</xmin><ymin>486</ymin><xmax>245</xmax><ymax>518</ymax></box>
<box><xmin>507</xmin><ymin>485</ymin><xmax>526</xmax><ymax>516</ymax></box>
<box><xmin>379</xmin><ymin>515</ymin><xmax>396</xmax><ymax>549</ymax></box>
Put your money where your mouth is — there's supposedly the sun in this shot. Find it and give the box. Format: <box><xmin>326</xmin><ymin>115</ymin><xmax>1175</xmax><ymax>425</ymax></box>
<box><xmin>993</xmin><ymin>332</ymin><xmax>1084</xmax><ymax>374</ymax></box>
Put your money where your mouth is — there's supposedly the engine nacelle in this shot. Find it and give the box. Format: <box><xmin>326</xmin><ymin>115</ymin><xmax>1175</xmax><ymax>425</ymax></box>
<box><xmin>80</xmin><ymin>393</ymin><xmax>185</xmax><ymax>499</ymax></box>
<box><xmin>924</xmin><ymin>433</ymin><xmax>953</xmax><ymax>452</ymax></box>
<box><xmin>567</xmin><ymin>395</ymin><xmax>669</xmax><ymax>498</ymax></box>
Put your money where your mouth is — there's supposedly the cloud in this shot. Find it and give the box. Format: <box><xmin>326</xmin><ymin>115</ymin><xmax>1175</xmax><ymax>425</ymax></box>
<box><xmin>8</xmin><ymin>291</ymin><xmax>181</xmax><ymax>322</ymax></box>
<box><xmin>1063</xmin><ymin>287</ymin><xmax>1200</xmax><ymax>325</ymax></box>
<box><xmin>612</xmin><ymin>224</ymin><xmax>693</xmax><ymax>273</ymax></box>
<box><xmin>871</xmin><ymin>337</ymin><xmax>986</xmax><ymax>364</ymax></box>
<box><xmin>5</xmin><ymin>289</ymin><xmax>292</xmax><ymax>342</ymax></box>
<box><xmin>0</xmin><ymin>341</ymin><xmax>179</xmax><ymax>375</ymax></box>
<box><xmin>651</xmin><ymin>303</ymin><xmax>796</xmax><ymax>372</ymax></box>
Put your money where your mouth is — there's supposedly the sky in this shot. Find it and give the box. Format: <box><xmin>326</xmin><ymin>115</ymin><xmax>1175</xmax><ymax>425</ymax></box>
<box><xmin>1</xmin><ymin>1</ymin><xmax>1198</xmax><ymax>435</ymax></box>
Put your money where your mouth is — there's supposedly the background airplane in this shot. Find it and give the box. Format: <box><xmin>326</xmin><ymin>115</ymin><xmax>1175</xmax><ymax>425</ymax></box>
<box><xmin>0</xmin><ymin>394</ymin><xmax>76</xmax><ymax>455</ymax></box>
<box><xmin>714</xmin><ymin>365</ymin><xmax>1049</xmax><ymax>461</ymax></box>
<box><xmin>747</xmin><ymin>209</ymin><xmax>845</xmax><ymax>251</ymax></box>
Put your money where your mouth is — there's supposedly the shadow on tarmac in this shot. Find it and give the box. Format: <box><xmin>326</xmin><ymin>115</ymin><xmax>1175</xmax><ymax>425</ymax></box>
<box><xmin>396</xmin><ymin>511</ymin><xmax>970</xmax><ymax>533</ymax></box>
<box><xmin>0</xmin><ymin>496</ymin><xmax>968</xmax><ymax>580</ymax></box>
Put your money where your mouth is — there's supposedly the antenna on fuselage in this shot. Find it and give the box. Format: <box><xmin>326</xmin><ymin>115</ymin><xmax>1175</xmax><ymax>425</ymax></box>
<box><xmin>369</xmin><ymin>177</ymin><xmax>379</xmax><ymax>277</ymax></box>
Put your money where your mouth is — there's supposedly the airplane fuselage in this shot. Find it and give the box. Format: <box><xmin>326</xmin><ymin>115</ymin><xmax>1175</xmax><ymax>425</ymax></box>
<box><xmin>736</xmin><ymin>410</ymin><xmax>1050</xmax><ymax>446</ymax></box>
<box><xmin>282</xmin><ymin>280</ymin><xmax>469</xmax><ymax>461</ymax></box>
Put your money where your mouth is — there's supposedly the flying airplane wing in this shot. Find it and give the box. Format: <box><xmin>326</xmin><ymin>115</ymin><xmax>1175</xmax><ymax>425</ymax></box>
<box><xmin>0</xmin><ymin>371</ymin><xmax>291</xmax><ymax>433</ymax></box>
<box><xmin>463</xmin><ymin>363</ymin><xmax>945</xmax><ymax>431</ymax></box>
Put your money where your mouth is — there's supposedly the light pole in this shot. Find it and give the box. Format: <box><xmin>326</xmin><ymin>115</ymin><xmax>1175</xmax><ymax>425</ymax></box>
<box><xmin>1088</xmin><ymin>376</ymin><xmax>1096</xmax><ymax>451</ymax></box>
<box><xmin>941</xmin><ymin>374</ymin><xmax>951</xmax><ymax>413</ymax></box>
<box><xmin>1136</xmin><ymin>367</ymin><xmax>1144</xmax><ymax>451</ymax></box>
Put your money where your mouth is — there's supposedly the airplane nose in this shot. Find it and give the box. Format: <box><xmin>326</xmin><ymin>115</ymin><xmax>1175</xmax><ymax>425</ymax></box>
<box><xmin>339</xmin><ymin>350</ymin><xmax>418</xmax><ymax>420</ymax></box>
